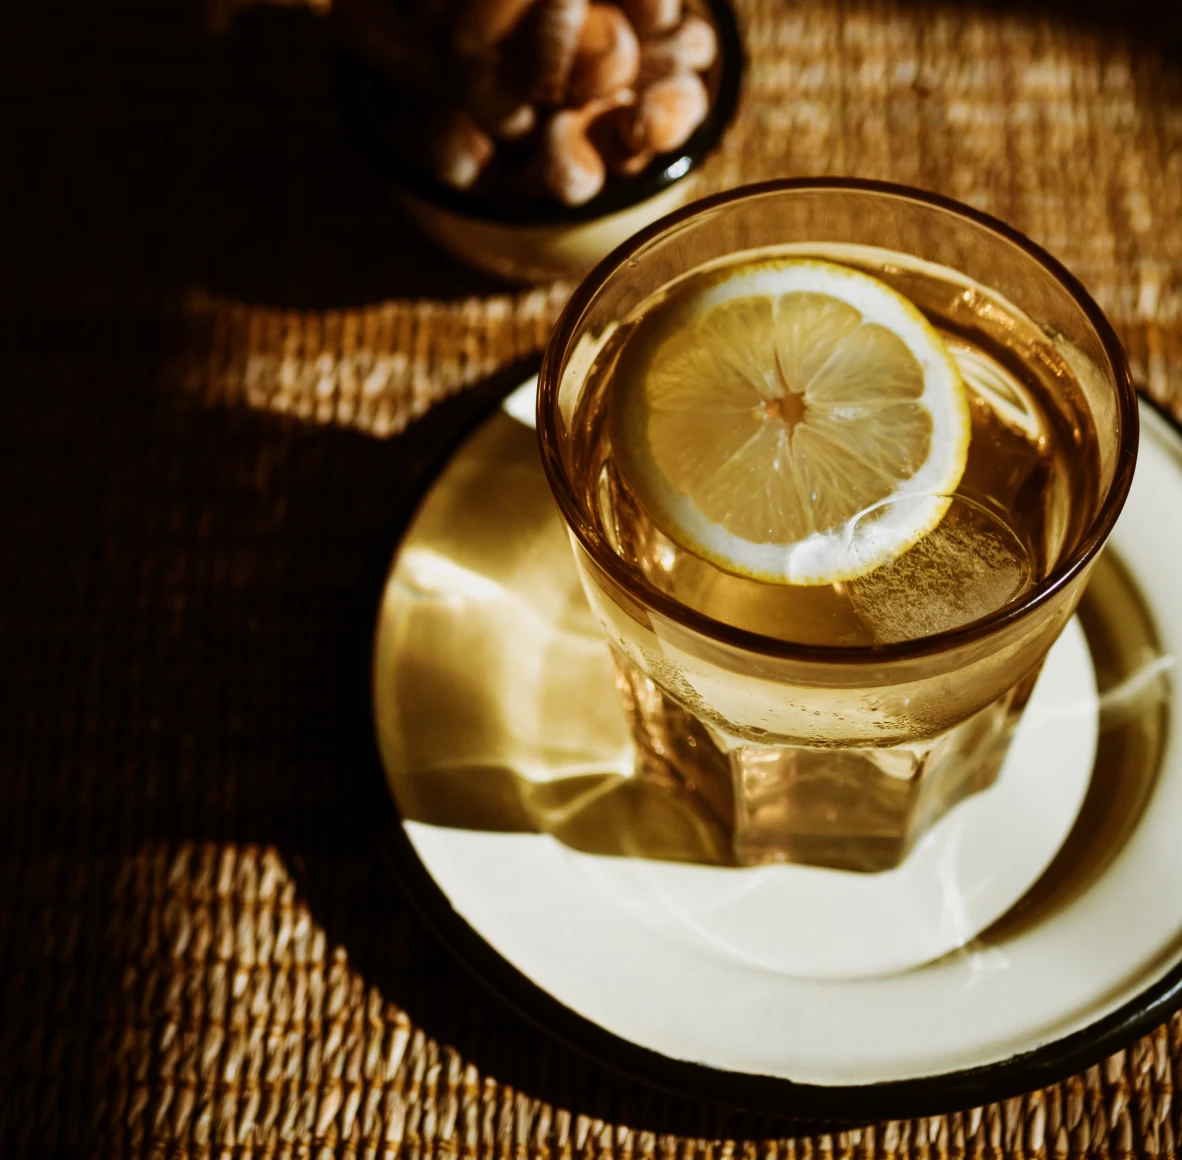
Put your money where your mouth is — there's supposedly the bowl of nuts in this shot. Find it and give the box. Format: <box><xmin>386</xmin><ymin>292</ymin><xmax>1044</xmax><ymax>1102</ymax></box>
<box><xmin>337</xmin><ymin>0</ymin><xmax>742</xmax><ymax>283</ymax></box>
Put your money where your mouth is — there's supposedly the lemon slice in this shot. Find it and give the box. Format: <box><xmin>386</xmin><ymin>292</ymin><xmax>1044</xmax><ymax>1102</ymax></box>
<box><xmin>612</xmin><ymin>260</ymin><xmax>971</xmax><ymax>585</ymax></box>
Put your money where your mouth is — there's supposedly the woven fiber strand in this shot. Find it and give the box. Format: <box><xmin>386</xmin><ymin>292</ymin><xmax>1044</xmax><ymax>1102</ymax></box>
<box><xmin>2</xmin><ymin>0</ymin><xmax>1182</xmax><ymax>1157</ymax></box>
<box><xmin>192</xmin><ymin>284</ymin><xmax>572</xmax><ymax>437</ymax></box>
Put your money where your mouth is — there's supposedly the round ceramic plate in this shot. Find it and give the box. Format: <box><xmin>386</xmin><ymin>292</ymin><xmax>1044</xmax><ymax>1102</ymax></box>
<box><xmin>369</xmin><ymin>384</ymin><xmax>1178</xmax><ymax>1121</ymax></box>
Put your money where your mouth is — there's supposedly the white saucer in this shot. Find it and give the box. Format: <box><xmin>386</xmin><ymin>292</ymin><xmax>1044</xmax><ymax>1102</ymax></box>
<box><xmin>495</xmin><ymin>374</ymin><xmax>1098</xmax><ymax>979</ymax></box>
<box><xmin>373</xmin><ymin>393</ymin><xmax>1178</xmax><ymax>1101</ymax></box>
<box><xmin>567</xmin><ymin>621</ymin><xmax>1095</xmax><ymax>980</ymax></box>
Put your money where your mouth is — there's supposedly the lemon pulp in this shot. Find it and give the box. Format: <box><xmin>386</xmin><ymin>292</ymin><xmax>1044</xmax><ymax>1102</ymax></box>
<box><xmin>612</xmin><ymin>260</ymin><xmax>971</xmax><ymax>585</ymax></box>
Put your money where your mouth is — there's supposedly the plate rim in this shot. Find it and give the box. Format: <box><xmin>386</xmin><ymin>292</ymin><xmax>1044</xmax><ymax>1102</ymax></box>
<box><xmin>361</xmin><ymin>367</ymin><xmax>1182</xmax><ymax>1125</ymax></box>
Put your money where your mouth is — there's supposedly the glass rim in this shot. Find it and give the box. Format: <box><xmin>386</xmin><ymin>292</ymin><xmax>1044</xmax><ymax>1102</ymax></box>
<box><xmin>537</xmin><ymin>177</ymin><xmax>1140</xmax><ymax>665</ymax></box>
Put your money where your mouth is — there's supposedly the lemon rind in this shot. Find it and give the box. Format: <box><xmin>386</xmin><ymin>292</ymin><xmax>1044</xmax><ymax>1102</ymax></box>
<box><xmin>617</xmin><ymin>260</ymin><xmax>971</xmax><ymax>586</ymax></box>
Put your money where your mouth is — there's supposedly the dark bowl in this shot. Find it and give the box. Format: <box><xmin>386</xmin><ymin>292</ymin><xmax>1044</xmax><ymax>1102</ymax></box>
<box><xmin>339</xmin><ymin>0</ymin><xmax>744</xmax><ymax>282</ymax></box>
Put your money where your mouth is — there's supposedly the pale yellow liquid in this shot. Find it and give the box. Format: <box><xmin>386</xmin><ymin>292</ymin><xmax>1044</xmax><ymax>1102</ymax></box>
<box><xmin>571</xmin><ymin>249</ymin><xmax>1101</xmax><ymax>647</ymax></box>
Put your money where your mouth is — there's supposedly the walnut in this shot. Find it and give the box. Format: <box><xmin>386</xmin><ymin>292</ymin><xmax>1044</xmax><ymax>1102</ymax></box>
<box><xmin>620</xmin><ymin>70</ymin><xmax>708</xmax><ymax>153</ymax></box>
<box><xmin>569</xmin><ymin>3</ymin><xmax>640</xmax><ymax>103</ymax></box>
<box><xmin>621</xmin><ymin>0</ymin><xmax>680</xmax><ymax>38</ymax></box>
<box><xmin>530</xmin><ymin>0</ymin><xmax>589</xmax><ymax>104</ymax></box>
<box><xmin>431</xmin><ymin>109</ymin><xmax>496</xmax><ymax>189</ymax></box>
<box><xmin>637</xmin><ymin>14</ymin><xmax>717</xmax><ymax>83</ymax></box>
<box><xmin>542</xmin><ymin>90</ymin><xmax>635</xmax><ymax>204</ymax></box>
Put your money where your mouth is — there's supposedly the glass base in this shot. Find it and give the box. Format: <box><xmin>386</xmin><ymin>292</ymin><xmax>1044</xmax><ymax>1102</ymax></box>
<box><xmin>613</xmin><ymin>649</ymin><xmax>1041</xmax><ymax>873</ymax></box>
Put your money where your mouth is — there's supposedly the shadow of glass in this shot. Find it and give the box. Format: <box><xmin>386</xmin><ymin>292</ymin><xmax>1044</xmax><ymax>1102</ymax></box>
<box><xmin>373</xmin><ymin>408</ymin><xmax>731</xmax><ymax>866</ymax></box>
<box><xmin>981</xmin><ymin>549</ymin><xmax>1170</xmax><ymax>943</ymax></box>
<box><xmin>395</xmin><ymin>765</ymin><xmax>731</xmax><ymax>865</ymax></box>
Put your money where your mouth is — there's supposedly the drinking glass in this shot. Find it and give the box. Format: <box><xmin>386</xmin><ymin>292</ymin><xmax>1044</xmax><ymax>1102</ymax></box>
<box><xmin>537</xmin><ymin>179</ymin><xmax>1138</xmax><ymax>872</ymax></box>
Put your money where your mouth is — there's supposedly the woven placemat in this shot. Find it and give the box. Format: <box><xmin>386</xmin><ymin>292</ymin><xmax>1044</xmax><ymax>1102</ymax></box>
<box><xmin>2</xmin><ymin>0</ymin><xmax>1181</xmax><ymax>1155</ymax></box>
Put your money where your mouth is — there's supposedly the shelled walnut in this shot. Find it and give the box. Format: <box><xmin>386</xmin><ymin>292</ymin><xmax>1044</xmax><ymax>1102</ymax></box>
<box><xmin>355</xmin><ymin>0</ymin><xmax>721</xmax><ymax>207</ymax></box>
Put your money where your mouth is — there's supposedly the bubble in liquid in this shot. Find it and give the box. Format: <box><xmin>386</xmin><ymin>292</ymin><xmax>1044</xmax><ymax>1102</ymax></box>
<box><xmin>846</xmin><ymin>495</ymin><xmax>1034</xmax><ymax>645</ymax></box>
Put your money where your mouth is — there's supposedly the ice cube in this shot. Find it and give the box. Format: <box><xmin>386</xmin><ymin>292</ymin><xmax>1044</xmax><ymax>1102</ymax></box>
<box><xmin>847</xmin><ymin>496</ymin><xmax>1034</xmax><ymax>644</ymax></box>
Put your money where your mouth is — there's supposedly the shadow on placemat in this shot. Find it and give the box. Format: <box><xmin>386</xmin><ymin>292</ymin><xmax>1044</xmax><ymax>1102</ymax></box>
<box><xmin>5</xmin><ymin>0</ymin><xmax>505</xmax><ymax>309</ymax></box>
<box><xmin>0</xmin><ymin>310</ymin><xmax>795</xmax><ymax>1141</ymax></box>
